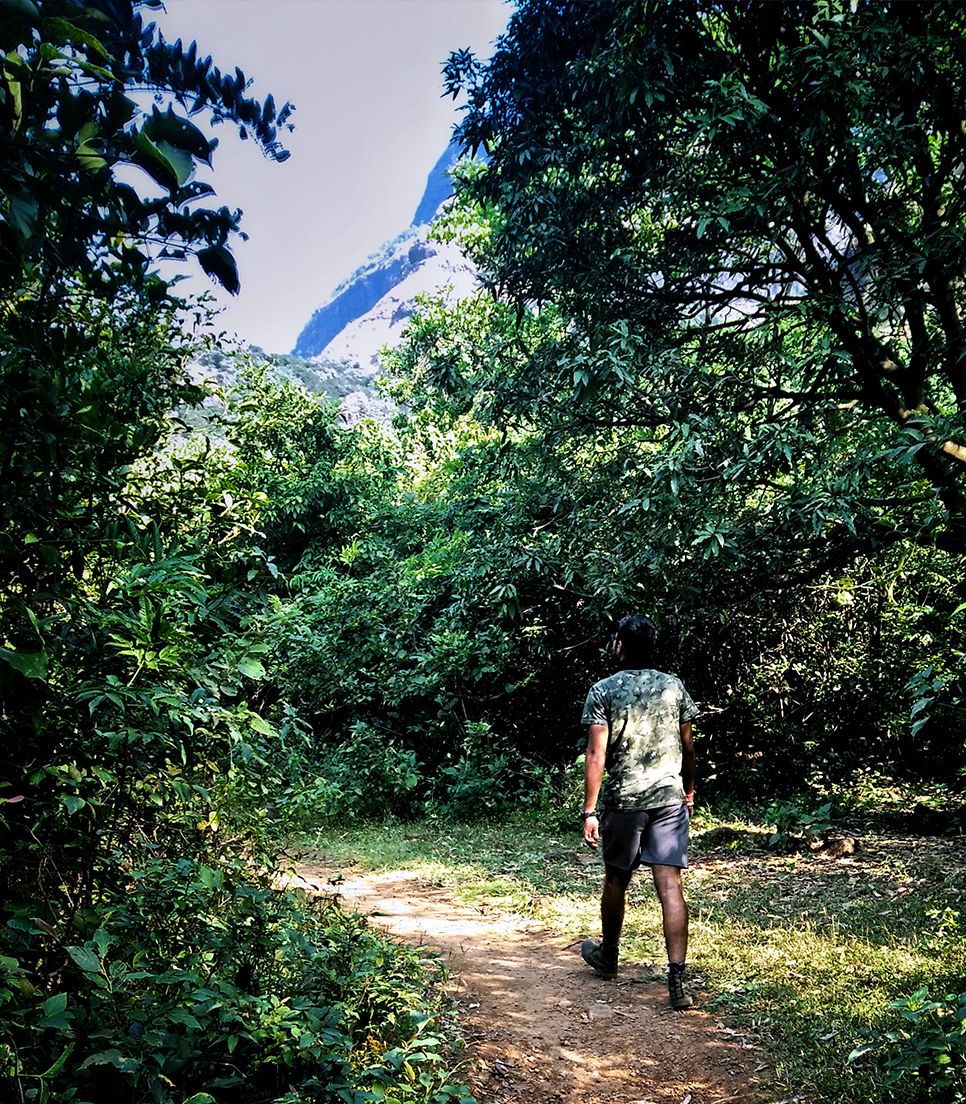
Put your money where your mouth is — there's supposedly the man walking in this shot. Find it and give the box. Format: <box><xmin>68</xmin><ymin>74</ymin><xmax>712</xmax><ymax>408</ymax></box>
<box><xmin>579</xmin><ymin>614</ymin><xmax>698</xmax><ymax>1010</ymax></box>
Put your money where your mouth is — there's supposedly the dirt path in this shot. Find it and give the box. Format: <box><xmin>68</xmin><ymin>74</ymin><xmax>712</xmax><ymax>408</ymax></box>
<box><xmin>292</xmin><ymin>861</ymin><xmax>770</xmax><ymax>1104</ymax></box>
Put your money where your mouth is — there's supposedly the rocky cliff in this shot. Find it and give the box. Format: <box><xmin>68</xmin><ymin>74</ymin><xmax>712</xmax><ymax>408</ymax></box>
<box><xmin>291</xmin><ymin>143</ymin><xmax>478</xmax><ymax>405</ymax></box>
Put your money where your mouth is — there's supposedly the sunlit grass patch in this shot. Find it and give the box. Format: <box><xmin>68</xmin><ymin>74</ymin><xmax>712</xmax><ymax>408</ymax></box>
<box><xmin>646</xmin><ymin>830</ymin><xmax>965</xmax><ymax>1102</ymax></box>
<box><xmin>302</xmin><ymin>819</ymin><xmax>597</xmax><ymax>894</ymax></box>
<box><xmin>689</xmin><ymin>915</ymin><xmax>960</xmax><ymax>1101</ymax></box>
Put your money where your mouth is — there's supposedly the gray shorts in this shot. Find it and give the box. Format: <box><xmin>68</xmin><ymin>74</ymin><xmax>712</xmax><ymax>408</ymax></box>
<box><xmin>601</xmin><ymin>803</ymin><xmax>689</xmax><ymax>870</ymax></box>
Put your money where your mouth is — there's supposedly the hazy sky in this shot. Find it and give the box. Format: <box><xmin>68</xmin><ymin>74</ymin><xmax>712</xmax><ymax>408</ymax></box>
<box><xmin>157</xmin><ymin>0</ymin><xmax>509</xmax><ymax>353</ymax></box>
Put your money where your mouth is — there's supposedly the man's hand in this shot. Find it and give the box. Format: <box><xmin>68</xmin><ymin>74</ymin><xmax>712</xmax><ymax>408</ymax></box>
<box><xmin>583</xmin><ymin>812</ymin><xmax>600</xmax><ymax>849</ymax></box>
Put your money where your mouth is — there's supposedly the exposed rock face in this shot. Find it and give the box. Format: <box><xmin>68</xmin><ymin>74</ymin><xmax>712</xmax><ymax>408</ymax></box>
<box><xmin>290</xmin><ymin>142</ymin><xmax>478</xmax><ymax>416</ymax></box>
<box><xmin>292</xmin><ymin>231</ymin><xmax>434</xmax><ymax>358</ymax></box>
<box><xmin>412</xmin><ymin>144</ymin><xmax>463</xmax><ymax>227</ymax></box>
<box><xmin>314</xmin><ymin>233</ymin><xmax>476</xmax><ymax>376</ymax></box>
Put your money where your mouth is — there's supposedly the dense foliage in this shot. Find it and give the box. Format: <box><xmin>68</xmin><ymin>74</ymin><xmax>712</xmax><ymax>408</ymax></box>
<box><xmin>3</xmin><ymin>854</ymin><xmax>471</xmax><ymax>1103</ymax></box>
<box><xmin>2</xmin><ymin>1</ymin><xmax>964</xmax><ymax>1102</ymax></box>
<box><xmin>261</xmin><ymin>343</ymin><xmax>965</xmax><ymax>803</ymax></box>
<box><xmin>171</xmin><ymin>4</ymin><xmax>966</xmax><ymax>823</ymax></box>
<box><xmin>444</xmin><ymin>0</ymin><xmax>966</xmax><ymax>550</ymax></box>
<box><xmin>0</xmin><ymin>4</ymin><xmax>470</xmax><ymax>1101</ymax></box>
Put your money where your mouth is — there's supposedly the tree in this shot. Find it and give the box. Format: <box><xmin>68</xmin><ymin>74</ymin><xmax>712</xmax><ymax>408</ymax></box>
<box><xmin>386</xmin><ymin>281</ymin><xmax>966</xmax><ymax>788</ymax></box>
<box><xmin>445</xmin><ymin>0</ymin><xmax>966</xmax><ymax>551</ymax></box>
<box><xmin>0</xmin><ymin>0</ymin><xmax>292</xmax><ymax>295</ymax></box>
<box><xmin>0</xmin><ymin>0</ymin><xmax>292</xmax><ymax>923</ymax></box>
<box><xmin>0</xmin><ymin>9</ymin><xmax>482</xmax><ymax>1101</ymax></box>
<box><xmin>0</xmin><ymin>0</ymin><xmax>294</xmax><ymax>675</ymax></box>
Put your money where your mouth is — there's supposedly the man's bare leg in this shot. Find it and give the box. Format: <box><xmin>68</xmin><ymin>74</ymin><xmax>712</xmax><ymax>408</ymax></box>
<box><xmin>651</xmin><ymin>863</ymin><xmax>688</xmax><ymax>962</ymax></box>
<box><xmin>652</xmin><ymin>863</ymin><xmax>693</xmax><ymax>1008</ymax></box>
<box><xmin>581</xmin><ymin>863</ymin><xmax>633</xmax><ymax>976</ymax></box>
<box><xmin>601</xmin><ymin>863</ymin><xmax>633</xmax><ymax>949</ymax></box>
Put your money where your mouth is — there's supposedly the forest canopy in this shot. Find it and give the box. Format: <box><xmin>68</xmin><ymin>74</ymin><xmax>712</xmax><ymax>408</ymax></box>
<box><xmin>444</xmin><ymin>0</ymin><xmax>966</xmax><ymax>551</ymax></box>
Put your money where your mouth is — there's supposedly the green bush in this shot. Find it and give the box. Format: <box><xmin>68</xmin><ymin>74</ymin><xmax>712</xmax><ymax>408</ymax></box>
<box><xmin>273</xmin><ymin>716</ymin><xmax>560</xmax><ymax>827</ymax></box>
<box><xmin>306</xmin><ymin>723</ymin><xmax>424</xmax><ymax>821</ymax></box>
<box><xmin>764</xmin><ymin>798</ymin><xmax>835</xmax><ymax>849</ymax></box>
<box><xmin>849</xmin><ymin>988</ymin><xmax>966</xmax><ymax>1102</ymax></box>
<box><xmin>437</xmin><ymin>722</ymin><xmax>513</xmax><ymax>819</ymax></box>
<box><xmin>0</xmin><ymin>855</ymin><xmax>473</xmax><ymax>1104</ymax></box>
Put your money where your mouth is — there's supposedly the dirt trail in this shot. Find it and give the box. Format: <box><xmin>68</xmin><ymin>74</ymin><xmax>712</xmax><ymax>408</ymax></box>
<box><xmin>293</xmin><ymin>861</ymin><xmax>769</xmax><ymax>1104</ymax></box>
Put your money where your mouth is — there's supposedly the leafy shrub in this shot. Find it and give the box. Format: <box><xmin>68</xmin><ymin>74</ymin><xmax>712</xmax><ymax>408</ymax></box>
<box><xmin>848</xmin><ymin>988</ymin><xmax>966</xmax><ymax>1102</ymax></box>
<box><xmin>764</xmin><ymin>798</ymin><xmax>835</xmax><ymax>849</ymax></box>
<box><xmin>437</xmin><ymin>721</ymin><xmax>534</xmax><ymax>819</ymax></box>
<box><xmin>276</xmin><ymin>717</ymin><xmax>564</xmax><ymax>827</ymax></box>
<box><xmin>0</xmin><ymin>855</ymin><xmax>473</xmax><ymax>1104</ymax></box>
<box><xmin>272</xmin><ymin>773</ymin><xmax>348</xmax><ymax>831</ymax></box>
<box><xmin>295</xmin><ymin>723</ymin><xmax>424</xmax><ymax>822</ymax></box>
<box><xmin>523</xmin><ymin>756</ymin><xmax>586</xmax><ymax>829</ymax></box>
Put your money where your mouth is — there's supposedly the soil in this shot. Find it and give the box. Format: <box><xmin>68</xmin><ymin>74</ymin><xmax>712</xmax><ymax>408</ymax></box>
<box><xmin>292</xmin><ymin>861</ymin><xmax>771</xmax><ymax>1104</ymax></box>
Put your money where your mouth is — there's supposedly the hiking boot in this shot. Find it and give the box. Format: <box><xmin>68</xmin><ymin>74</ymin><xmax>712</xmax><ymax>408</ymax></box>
<box><xmin>580</xmin><ymin>939</ymin><xmax>618</xmax><ymax>979</ymax></box>
<box><xmin>667</xmin><ymin>968</ymin><xmax>693</xmax><ymax>1010</ymax></box>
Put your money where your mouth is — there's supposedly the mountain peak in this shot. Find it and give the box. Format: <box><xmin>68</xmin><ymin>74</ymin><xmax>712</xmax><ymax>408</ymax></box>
<box><xmin>291</xmin><ymin>143</ymin><xmax>472</xmax><ymax>360</ymax></box>
<box><xmin>411</xmin><ymin>141</ymin><xmax>461</xmax><ymax>227</ymax></box>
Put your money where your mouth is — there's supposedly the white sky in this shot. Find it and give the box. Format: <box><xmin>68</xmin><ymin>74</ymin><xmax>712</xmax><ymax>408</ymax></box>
<box><xmin>157</xmin><ymin>0</ymin><xmax>509</xmax><ymax>353</ymax></box>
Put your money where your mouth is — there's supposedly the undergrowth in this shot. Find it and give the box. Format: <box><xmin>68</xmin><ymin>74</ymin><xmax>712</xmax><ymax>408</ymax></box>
<box><xmin>0</xmin><ymin>853</ymin><xmax>474</xmax><ymax>1104</ymax></box>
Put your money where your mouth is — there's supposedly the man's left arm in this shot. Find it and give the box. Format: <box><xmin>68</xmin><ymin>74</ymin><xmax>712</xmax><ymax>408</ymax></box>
<box><xmin>680</xmin><ymin>721</ymin><xmax>696</xmax><ymax>816</ymax></box>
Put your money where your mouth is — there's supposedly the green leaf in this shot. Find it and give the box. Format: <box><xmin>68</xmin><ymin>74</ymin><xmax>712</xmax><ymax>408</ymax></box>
<box><xmin>37</xmin><ymin>1010</ymin><xmax>71</xmax><ymax>1029</ymax></box>
<box><xmin>77</xmin><ymin>1048</ymin><xmax>139</xmax><ymax>1072</ymax></box>
<box><xmin>39</xmin><ymin>1043</ymin><xmax>74</xmax><ymax>1078</ymax></box>
<box><xmin>910</xmin><ymin>698</ymin><xmax>932</xmax><ymax>718</ymax></box>
<box><xmin>236</xmin><ymin>657</ymin><xmax>265</xmax><ymax>679</ymax></box>
<box><xmin>166</xmin><ymin>1007</ymin><xmax>202</xmax><ymax>1030</ymax></box>
<box><xmin>67</xmin><ymin>946</ymin><xmax>101</xmax><ymax>974</ymax></box>
<box><xmin>847</xmin><ymin>1042</ymin><xmax>878</xmax><ymax>1063</ymax></box>
<box><xmin>0</xmin><ymin>0</ymin><xmax>40</xmax><ymax>36</ymax></box>
<box><xmin>131</xmin><ymin>129</ymin><xmax>185</xmax><ymax>191</ymax></box>
<box><xmin>41</xmin><ymin>16</ymin><xmax>109</xmax><ymax>57</ymax></box>
<box><xmin>0</xmin><ymin>646</ymin><xmax>47</xmax><ymax>680</ymax></box>
<box><xmin>77</xmin><ymin>126</ymin><xmax>107</xmax><ymax>173</ymax></box>
<box><xmin>5</xmin><ymin>71</ymin><xmax>21</xmax><ymax>130</ymax></box>
<box><xmin>197</xmin><ymin>865</ymin><xmax>219</xmax><ymax>889</ymax></box>
<box><xmin>154</xmin><ymin>139</ymin><xmax>194</xmax><ymax>186</ymax></box>
<box><xmin>72</xmin><ymin>56</ymin><xmax>116</xmax><ymax>83</ymax></box>
<box><xmin>197</xmin><ymin>244</ymin><xmax>240</xmax><ymax>295</ymax></box>
<box><xmin>41</xmin><ymin>992</ymin><xmax>67</xmax><ymax>1017</ymax></box>
<box><xmin>248</xmin><ymin>714</ymin><xmax>274</xmax><ymax>736</ymax></box>
<box><xmin>143</xmin><ymin>107</ymin><xmax>213</xmax><ymax>164</ymax></box>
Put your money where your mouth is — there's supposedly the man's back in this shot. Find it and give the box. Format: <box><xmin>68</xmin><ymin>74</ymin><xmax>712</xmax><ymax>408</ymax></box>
<box><xmin>581</xmin><ymin>668</ymin><xmax>698</xmax><ymax>810</ymax></box>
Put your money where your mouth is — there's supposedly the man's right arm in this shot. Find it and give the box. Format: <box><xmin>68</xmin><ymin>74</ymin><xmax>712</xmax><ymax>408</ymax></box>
<box><xmin>583</xmin><ymin>723</ymin><xmax>608</xmax><ymax>848</ymax></box>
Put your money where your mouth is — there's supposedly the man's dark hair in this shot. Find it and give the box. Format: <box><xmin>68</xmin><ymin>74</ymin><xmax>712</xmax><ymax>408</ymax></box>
<box><xmin>616</xmin><ymin>614</ymin><xmax>659</xmax><ymax>667</ymax></box>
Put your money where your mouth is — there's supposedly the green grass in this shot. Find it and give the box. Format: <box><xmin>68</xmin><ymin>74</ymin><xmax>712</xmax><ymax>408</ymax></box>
<box><xmin>298</xmin><ymin>804</ymin><xmax>966</xmax><ymax>1104</ymax></box>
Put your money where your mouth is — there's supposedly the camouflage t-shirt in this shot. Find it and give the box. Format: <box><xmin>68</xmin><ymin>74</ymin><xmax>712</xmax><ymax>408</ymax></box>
<box><xmin>581</xmin><ymin>669</ymin><xmax>699</xmax><ymax>810</ymax></box>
